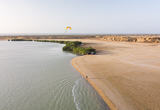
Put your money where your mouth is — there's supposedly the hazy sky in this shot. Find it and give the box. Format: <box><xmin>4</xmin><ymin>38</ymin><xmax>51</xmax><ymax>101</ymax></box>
<box><xmin>0</xmin><ymin>0</ymin><xmax>160</xmax><ymax>34</ymax></box>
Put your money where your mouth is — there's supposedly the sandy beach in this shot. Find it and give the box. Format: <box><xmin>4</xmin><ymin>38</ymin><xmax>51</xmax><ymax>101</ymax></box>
<box><xmin>71</xmin><ymin>39</ymin><xmax>160</xmax><ymax>110</ymax></box>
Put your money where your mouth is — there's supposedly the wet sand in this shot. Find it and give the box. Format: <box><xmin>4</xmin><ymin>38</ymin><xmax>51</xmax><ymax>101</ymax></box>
<box><xmin>71</xmin><ymin>39</ymin><xmax>160</xmax><ymax>110</ymax></box>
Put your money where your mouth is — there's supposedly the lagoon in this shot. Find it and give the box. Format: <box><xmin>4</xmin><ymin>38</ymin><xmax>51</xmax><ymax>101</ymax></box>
<box><xmin>0</xmin><ymin>41</ymin><xmax>110</xmax><ymax>110</ymax></box>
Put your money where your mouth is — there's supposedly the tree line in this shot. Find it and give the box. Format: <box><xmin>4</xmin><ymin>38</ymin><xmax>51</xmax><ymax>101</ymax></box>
<box><xmin>10</xmin><ymin>39</ymin><xmax>32</xmax><ymax>41</ymax></box>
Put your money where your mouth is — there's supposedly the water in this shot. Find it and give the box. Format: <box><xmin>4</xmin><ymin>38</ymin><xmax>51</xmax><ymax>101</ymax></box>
<box><xmin>0</xmin><ymin>41</ymin><xmax>110</xmax><ymax>110</ymax></box>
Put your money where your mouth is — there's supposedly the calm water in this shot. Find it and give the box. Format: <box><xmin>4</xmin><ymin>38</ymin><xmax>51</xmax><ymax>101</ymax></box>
<box><xmin>0</xmin><ymin>41</ymin><xmax>110</xmax><ymax>110</ymax></box>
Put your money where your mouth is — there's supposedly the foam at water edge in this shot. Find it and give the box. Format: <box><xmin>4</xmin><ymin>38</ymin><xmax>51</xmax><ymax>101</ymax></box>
<box><xmin>72</xmin><ymin>79</ymin><xmax>81</xmax><ymax>110</ymax></box>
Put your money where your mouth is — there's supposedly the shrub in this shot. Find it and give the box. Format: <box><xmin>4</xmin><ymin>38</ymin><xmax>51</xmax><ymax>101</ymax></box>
<box><xmin>34</xmin><ymin>40</ymin><xmax>95</xmax><ymax>55</ymax></box>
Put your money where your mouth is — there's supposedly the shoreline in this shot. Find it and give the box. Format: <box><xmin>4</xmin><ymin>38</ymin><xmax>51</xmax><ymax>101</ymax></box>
<box><xmin>71</xmin><ymin>57</ymin><xmax>117</xmax><ymax>110</ymax></box>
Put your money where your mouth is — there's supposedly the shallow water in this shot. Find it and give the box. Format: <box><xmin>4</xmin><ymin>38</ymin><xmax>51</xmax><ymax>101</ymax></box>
<box><xmin>0</xmin><ymin>41</ymin><xmax>110</xmax><ymax>110</ymax></box>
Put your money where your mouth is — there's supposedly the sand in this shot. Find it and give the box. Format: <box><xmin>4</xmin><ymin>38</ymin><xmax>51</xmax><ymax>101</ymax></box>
<box><xmin>70</xmin><ymin>39</ymin><xmax>160</xmax><ymax>110</ymax></box>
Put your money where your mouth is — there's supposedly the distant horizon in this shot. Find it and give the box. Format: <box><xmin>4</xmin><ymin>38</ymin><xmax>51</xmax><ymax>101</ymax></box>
<box><xmin>0</xmin><ymin>33</ymin><xmax>160</xmax><ymax>36</ymax></box>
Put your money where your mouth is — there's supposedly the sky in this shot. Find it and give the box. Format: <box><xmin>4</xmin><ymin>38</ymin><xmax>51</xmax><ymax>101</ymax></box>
<box><xmin>0</xmin><ymin>0</ymin><xmax>160</xmax><ymax>34</ymax></box>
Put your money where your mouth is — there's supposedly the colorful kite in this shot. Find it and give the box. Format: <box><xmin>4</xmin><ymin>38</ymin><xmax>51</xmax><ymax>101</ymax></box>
<box><xmin>65</xmin><ymin>27</ymin><xmax>72</xmax><ymax>33</ymax></box>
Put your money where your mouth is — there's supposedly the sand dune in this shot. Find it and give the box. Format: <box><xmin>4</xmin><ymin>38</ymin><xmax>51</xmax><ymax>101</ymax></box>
<box><xmin>71</xmin><ymin>39</ymin><xmax>160</xmax><ymax>110</ymax></box>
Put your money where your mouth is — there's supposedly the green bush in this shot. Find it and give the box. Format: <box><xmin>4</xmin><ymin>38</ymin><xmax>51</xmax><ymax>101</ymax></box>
<box><xmin>34</xmin><ymin>40</ymin><xmax>95</xmax><ymax>55</ymax></box>
<box><xmin>11</xmin><ymin>39</ymin><xmax>32</xmax><ymax>41</ymax></box>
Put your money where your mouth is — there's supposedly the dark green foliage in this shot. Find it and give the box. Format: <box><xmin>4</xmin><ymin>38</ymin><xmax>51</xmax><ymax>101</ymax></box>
<box><xmin>11</xmin><ymin>39</ymin><xmax>32</xmax><ymax>41</ymax></box>
<box><xmin>34</xmin><ymin>40</ymin><xmax>95</xmax><ymax>55</ymax></box>
<box><xmin>59</xmin><ymin>41</ymin><xmax>64</xmax><ymax>44</ymax></box>
<box><xmin>11</xmin><ymin>39</ymin><xmax>96</xmax><ymax>55</ymax></box>
<box><xmin>62</xmin><ymin>41</ymin><xmax>95</xmax><ymax>55</ymax></box>
<box><xmin>34</xmin><ymin>40</ymin><xmax>50</xmax><ymax>42</ymax></box>
<box><xmin>73</xmin><ymin>47</ymin><xmax>96</xmax><ymax>55</ymax></box>
<box><xmin>62</xmin><ymin>41</ymin><xmax>82</xmax><ymax>52</ymax></box>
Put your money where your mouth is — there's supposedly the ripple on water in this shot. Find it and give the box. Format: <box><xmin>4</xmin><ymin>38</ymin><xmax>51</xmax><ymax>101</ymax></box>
<box><xmin>72</xmin><ymin>78</ymin><xmax>110</xmax><ymax>110</ymax></box>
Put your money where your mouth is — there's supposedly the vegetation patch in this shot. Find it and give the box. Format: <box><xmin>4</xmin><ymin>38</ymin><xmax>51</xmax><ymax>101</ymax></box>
<box><xmin>10</xmin><ymin>39</ymin><xmax>32</xmax><ymax>41</ymax></box>
<box><xmin>34</xmin><ymin>40</ymin><xmax>96</xmax><ymax>55</ymax></box>
<box><xmin>9</xmin><ymin>39</ymin><xmax>96</xmax><ymax>55</ymax></box>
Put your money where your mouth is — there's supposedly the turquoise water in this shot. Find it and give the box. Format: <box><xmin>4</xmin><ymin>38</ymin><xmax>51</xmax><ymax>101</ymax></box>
<box><xmin>0</xmin><ymin>41</ymin><xmax>110</xmax><ymax>110</ymax></box>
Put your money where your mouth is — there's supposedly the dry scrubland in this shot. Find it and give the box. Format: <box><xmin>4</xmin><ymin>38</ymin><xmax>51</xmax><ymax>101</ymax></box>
<box><xmin>1</xmin><ymin>35</ymin><xmax>160</xmax><ymax>110</ymax></box>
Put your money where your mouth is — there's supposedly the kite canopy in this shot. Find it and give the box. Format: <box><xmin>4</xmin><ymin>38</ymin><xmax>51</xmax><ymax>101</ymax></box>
<box><xmin>65</xmin><ymin>27</ymin><xmax>72</xmax><ymax>33</ymax></box>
